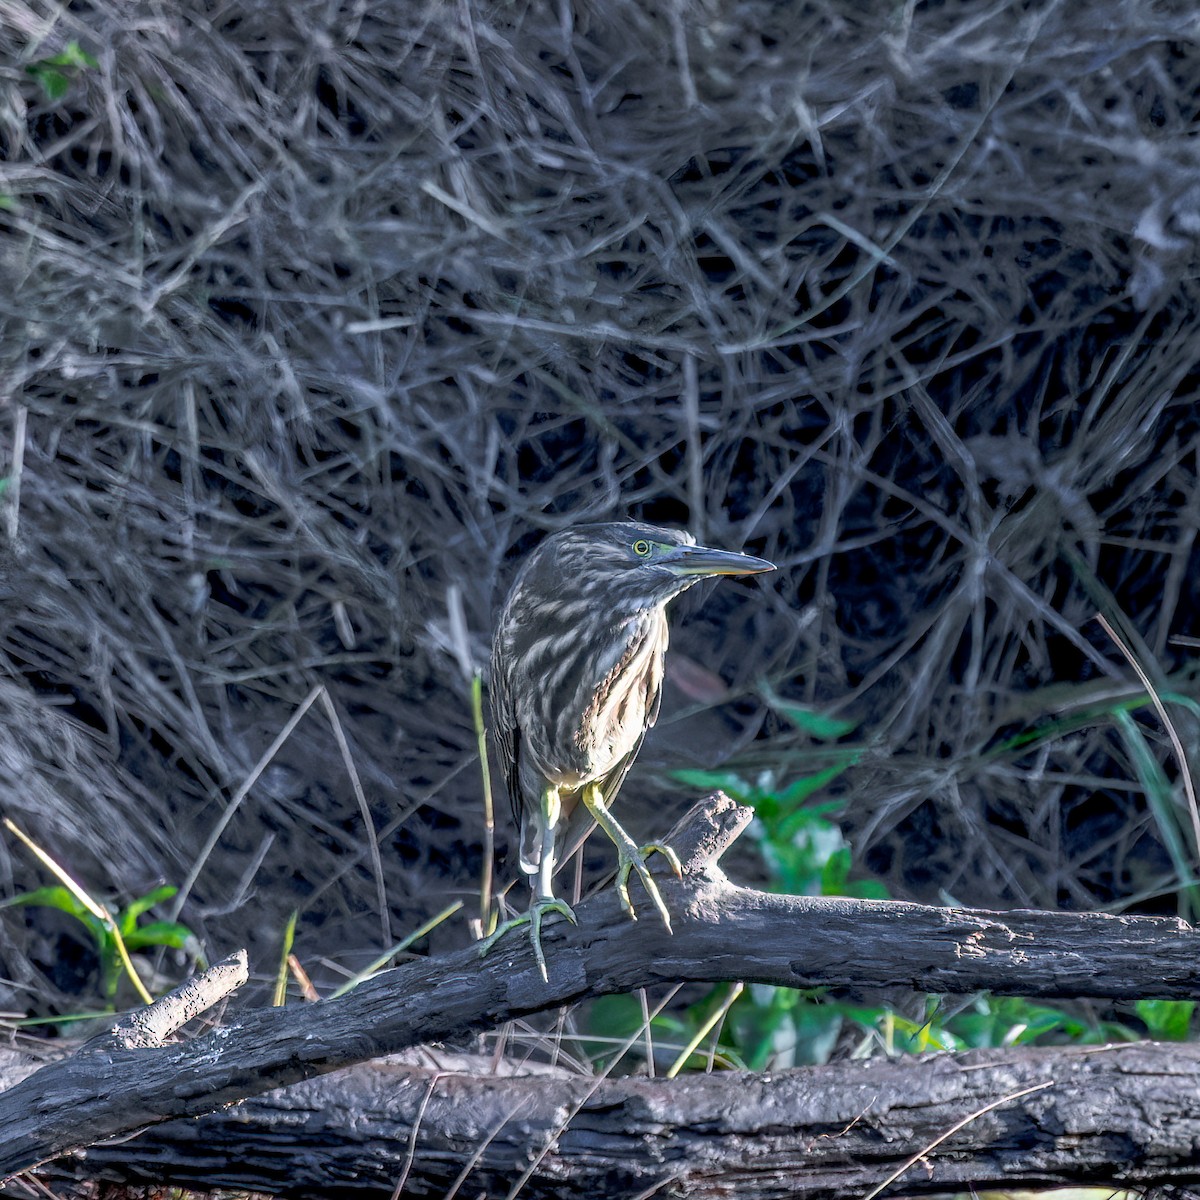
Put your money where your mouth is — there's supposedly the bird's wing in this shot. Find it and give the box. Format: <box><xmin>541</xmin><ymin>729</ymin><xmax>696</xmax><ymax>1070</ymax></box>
<box><xmin>507</xmin><ymin>741</ymin><xmax>528</xmax><ymax>839</ymax></box>
<box><xmin>488</xmin><ymin>642</ymin><xmax>525</xmax><ymax>831</ymax></box>
<box><xmin>498</xmin><ymin>720</ymin><xmax>524</xmax><ymax>832</ymax></box>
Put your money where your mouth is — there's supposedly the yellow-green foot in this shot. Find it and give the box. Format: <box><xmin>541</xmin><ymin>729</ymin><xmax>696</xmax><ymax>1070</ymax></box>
<box><xmin>479</xmin><ymin>896</ymin><xmax>577</xmax><ymax>981</ymax></box>
<box><xmin>615</xmin><ymin>841</ymin><xmax>683</xmax><ymax>931</ymax></box>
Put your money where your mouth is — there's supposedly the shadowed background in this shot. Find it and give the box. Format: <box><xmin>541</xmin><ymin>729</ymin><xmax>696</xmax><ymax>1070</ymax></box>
<box><xmin>1</xmin><ymin>0</ymin><xmax>1198</xmax><ymax>1014</ymax></box>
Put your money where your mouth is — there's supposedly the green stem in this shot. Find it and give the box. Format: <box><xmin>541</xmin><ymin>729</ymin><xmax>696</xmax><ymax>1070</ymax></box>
<box><xmin>472</xmin><ymin>671</ymin><xmax>496</xmax><ymax>933</ymax></box>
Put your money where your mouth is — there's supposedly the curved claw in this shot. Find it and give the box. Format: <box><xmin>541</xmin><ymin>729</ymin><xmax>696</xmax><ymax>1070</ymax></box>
<box><xmin>478</xmin><ymin>896</ymin><xmax>577</xmax><ymax>981</ymax></box>
<box><xmin>615</xmin><ymin>842</ymin><xmax>679</xmax><ymax>932</ymax></box>
<box><xmin>643</xmin><ymin>842</ymin><xmax>683</xmax><ymax>879</ymax></box>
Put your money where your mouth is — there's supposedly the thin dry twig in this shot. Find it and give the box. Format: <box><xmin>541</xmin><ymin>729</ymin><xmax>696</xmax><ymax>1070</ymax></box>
<box><xmin>860</xmin><ymin>1080</ymin><xmax>1055</xmax><ymax>1200</ymax></box>
<box><xmin>170</xmin><ymin>684</ymin><xmax>325</xmax><ymax>921</ymax></box>
<box><xmin>320</xmin><ymin>687</ymin><xmax>392</xmax><ymax>948</ymax></box>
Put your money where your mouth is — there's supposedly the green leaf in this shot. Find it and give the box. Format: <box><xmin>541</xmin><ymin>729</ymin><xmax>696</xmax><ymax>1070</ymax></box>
<box><xmin>846</xmin><ymin>878</ymin><xmax>890</xmax><ymax>900</ymax></box>
<box><xmin>728</xmin><ymin>994</ymin><xmax>790</xmax><ymax>1069</ymax></box>
<box><xmin>25</xmin><ymin>41</ymin><xmax>98</xmax><ymax>100</ymax></box>
<box><xmin>2</xmin><ymin>884</ymin><xmax>91</xmax><ymax>919</ymax></box>
<box><xmin>27</xmin><ymin>64</ymin><xmax>69</xmax><ymax>99</ymax></box>
<box><xmin>788</xmin><ymin>1003</ymin><xmax>845</xmax><ymax>1065</ymax></box>
<box><xmin>123</xmin><ymin>920</ymin><xmax>199</xmax><ymax>953</ymax></box>
<box><xmin>820</xmin><ymin>846</ymin><xmax>852</xmax><ymax>893</ymax></box>
<box><xmin>885</xmin><ymin>1012</ymin><xmax>962</xmax><ymax>1054</ymax></box>
<box><xmin>1115</xmin><ymin>710</ymin><xmax>1200</xmax><ymax>920</ymax></box>
<box><xmin>761</xmin><ymin>683</ymin><xmax>859</xmax><ymax>740</ymax></box>
<box><xmin>44</xmin><ymin>41</ymin><xmax>98</xmax><ymax>69</ymax></box>
<box><xmin>669</xmin><ymin>768</ymin><xmax>751</xmax><ymax>800</ymax></box>
<box><xmin>119</xmin><ymin>885</ymin><xmax>179</xmax><ymax>934</ymax></box>
<box><xmin>580</xmin><ymin>994</ymin><xmax>651</xmax><ymax>1063</ymax></box>
<box><xmin>124</xmin><ymin>885</ymin><xmax>178</xmax><ymax>922</ymax></box>
<box><xmin>4</xmin><ymin>886</ymin><xmax>110</xmax><ymax>945</ymax></box>
<box><xmin>775</xmin><ymin>800</ymin><xmax>836</xmax><ymax>842</ymax></box>
<box><xmin>1136</xmin><ymin>998</ymin><xmax>1194</xmax><ymax>1041</ymax></box>
<box><xmin>775</xmin><ymin>763</ymin><xmax>854</xmax><ymax>807</ymax></box>
<box><xmin>772</xmin><ymin>704</ymin><xmax>858</xmax><ymax>740</ymax></box>
<box><xmin>772</xmin><ymin>772</ymin><xmax>849</xmax><ymax>811</ymax></box>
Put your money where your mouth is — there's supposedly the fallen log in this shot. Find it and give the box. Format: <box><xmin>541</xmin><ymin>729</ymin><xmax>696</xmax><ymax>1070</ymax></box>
<box><xmin>3</xmin><ymin>793</ymin><xmax>1199</xmax><ymax>1188</ymax></box>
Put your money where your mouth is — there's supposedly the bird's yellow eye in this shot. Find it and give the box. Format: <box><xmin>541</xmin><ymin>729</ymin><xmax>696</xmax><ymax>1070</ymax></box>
<box><xmin>632</xmin><ymin>539</ymin><xmax>652</xmax><ymax>557</ymax></box>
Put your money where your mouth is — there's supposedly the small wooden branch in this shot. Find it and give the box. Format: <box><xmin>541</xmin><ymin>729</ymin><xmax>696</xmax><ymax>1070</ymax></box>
<box><xmin>58</xmin><ymin>1043</ymin><xmax>1200</xmax><ymax>1199</ymax></box>
<box><xmin>3</xmin><ymin>794</ymin><xmax>1200</xmax><ymax>1180</ymax></box>
<box><xmin>106</xmin><ymin>951</ymin><xmax>248</xmax><ymax>1050</ymax></box>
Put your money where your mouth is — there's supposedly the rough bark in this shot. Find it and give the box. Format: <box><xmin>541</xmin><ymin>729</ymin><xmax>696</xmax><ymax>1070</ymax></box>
<box><xmin>41</xmin><ymin>1044</ymin><xmax>1200</xmax><ymax>1199</ymax></box>
<box><xmin>3</xmin><ymin>794</ymin><xmax>1200</xmax><ymax>1187</ymax></box>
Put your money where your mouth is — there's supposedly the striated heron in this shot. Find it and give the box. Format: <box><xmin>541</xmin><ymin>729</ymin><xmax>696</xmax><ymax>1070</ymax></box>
<box><xmin>481</xmin><ymin>521</ymin><xmax>774</xmax><ymax>978</ymax></box>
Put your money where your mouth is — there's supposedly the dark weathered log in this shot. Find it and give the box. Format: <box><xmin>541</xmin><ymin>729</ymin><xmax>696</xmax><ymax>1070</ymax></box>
<box><xmin>3</xmin><ymin>794</ymin><xmax>1200</xmax><ymax>1181</ymax></box>
<box><xmin>57</xmin><ymin>1044</ymin><xmax>1200</xmax><ymax>1199</ymax></box>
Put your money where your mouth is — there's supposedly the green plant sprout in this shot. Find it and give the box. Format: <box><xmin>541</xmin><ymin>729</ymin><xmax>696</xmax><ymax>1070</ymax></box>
<box><xmin>25</xmin><ymin>42</ymin><xmax>98</xmax><ymax>100</ymax></box>
<box><xmin>3</xmin><ymin>815</ymin><xmax>201</xmax><ymax>1010</ymax></box>
<box><xmin>273</xmin><ymin>910</ymin><xmax>299</xmax><ymax>1007</ymax></box>
<box><xmin>3</xmin><ymin>882</ymin><xmax>202</xmax><ymax>1008</ymax></box>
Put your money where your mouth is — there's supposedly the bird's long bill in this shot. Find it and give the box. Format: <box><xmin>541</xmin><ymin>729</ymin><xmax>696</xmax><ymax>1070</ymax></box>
<box><xmin>666</xmin><ymin>544</ymin><xmax>776</xmax><ymax>577</ymax></box>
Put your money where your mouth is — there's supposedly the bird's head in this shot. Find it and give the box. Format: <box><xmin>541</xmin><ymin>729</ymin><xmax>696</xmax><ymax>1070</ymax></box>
<box><xmin>516</xmin><ymin>521</ymin><xmax>774</xmax><ymax>615</ymax></box>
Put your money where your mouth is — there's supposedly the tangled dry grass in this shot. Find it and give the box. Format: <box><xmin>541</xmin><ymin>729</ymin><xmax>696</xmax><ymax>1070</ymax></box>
<box><xmin>0</xmin><ymin>0</ymin><xmax>1198</xmax><ymax>1017</ymax></box>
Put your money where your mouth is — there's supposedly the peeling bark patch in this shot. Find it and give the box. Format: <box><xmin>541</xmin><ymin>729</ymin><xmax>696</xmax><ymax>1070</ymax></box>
<box><xmin>958</xmin><ymin>929</ymin><xmax>990</xmax><ymax>958</ymax></box>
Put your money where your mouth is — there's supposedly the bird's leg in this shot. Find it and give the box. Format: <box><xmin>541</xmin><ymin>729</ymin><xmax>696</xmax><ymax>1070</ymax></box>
<box><xmin>478</xmin><ymin>785</ymin><xmax>576</xmax><ymax>981</ymax></box>
<box><xmin>582</xmin><ymin>783</ymin><xmax>682</xmax><ymax>931</ymax></box>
